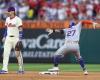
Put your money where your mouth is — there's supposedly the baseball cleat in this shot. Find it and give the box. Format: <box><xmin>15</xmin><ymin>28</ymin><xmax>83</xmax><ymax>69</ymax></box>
<box><xmin>48</xmin><ymin>67</ymin><xmax>59</xmax><ymax>72</ymax></box>
<box><xmin>0</xmin><ymin>70</ymin><xmax>8</xmax><ymax>74</ymax></box>
<box><xmin>84</xmin><ymin>70</ymin><xmax>88</xmax><ymax>75</ymax></box>
<box><xmin>39</xmin><ymin>71</ymin><xmax>59</xmax><ymax>75</ymax></box>
<box><xmin>17</xmin><ymin>70</ymin><xmax>24</xmax><ymax>74</ymax></box>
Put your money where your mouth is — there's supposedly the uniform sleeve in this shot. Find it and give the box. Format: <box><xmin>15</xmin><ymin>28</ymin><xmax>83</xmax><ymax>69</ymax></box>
<box><xmin>81</xmin><ymin>20</ymin><xmax>93</xmax><ymax>24</ymax></box>
<box><xmin>75</xmin><ymin>21</ymin><xmax>82</xmax><ymax>27</ymax></box>
<box><xmin>81</xmin><ymin>20</ymin><xmax>97</xmax><ymax>29</ymax></box>
<box><xmin>17</xmin><ymin>18</ymin><xmax>22</xmax><ymax>27</ymax></box>
<box><xmin>74</xmin><ymin>21</ymin><xmax>82</xmax><ymax>31</ymax></box>
<box><xmin>4</xmin><ymin>18</ymin><xmax>8</xmax><ymax>37</ymax></box>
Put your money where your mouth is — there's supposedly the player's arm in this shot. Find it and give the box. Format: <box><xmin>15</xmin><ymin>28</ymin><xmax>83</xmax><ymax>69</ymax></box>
<box><xmin>92</xmin><ymin>22</ymin><xmax>99</xmax><ymax>29</ymax></box>
<box><xmin>81</xmin><ymin>20</ymin><xmax>99</xmax><ymax>29</ymax></box>
<box><xmin>15</xmin><ymin>18</ymin><xmax>23</xmax><ymax>51</ymax></box>
<box><xmin>18</xmin><ymin>26</ymin><xmax>23</xmax><ymax>40</ymax></box>
<box><xmin>46</xmin><ymin>29</ymin><xmax>64</xmax><ymax>36</ymax></box>
<box><xmin>15</xmin><ymin>27</ymin><xmax>23</xmax><ymax>51</ymax></box>
<box><xmin>53</xmin><ymin>29</ymin><xmax>64</xmax><ymax>34</ymax></box>
<box><xmin>2</xmin><ymin>18</ymin><xmax>8</xmax><ymax>42</ymax></box>
<box><xmin>17</xmin><ymin>18</ymin><xmax>23</xmax><ymax>40</ymax></box>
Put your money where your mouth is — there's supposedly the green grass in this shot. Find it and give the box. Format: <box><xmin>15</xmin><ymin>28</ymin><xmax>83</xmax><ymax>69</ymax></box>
<box><xmin>0</xmin><ymin>63</ymin><xmax>100</xmax><ymax>72</ymax></box>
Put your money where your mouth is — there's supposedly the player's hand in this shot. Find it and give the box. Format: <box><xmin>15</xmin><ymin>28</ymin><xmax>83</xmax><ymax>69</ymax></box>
<box><xmin>93</xmin><ymin>22</ymin><xmax>98</xmax><ymax>29</ymax></box>
<box><xmin>46</xmin><ymin>29</ymin><xmax>54</xmax><ymax>36</ymax></box>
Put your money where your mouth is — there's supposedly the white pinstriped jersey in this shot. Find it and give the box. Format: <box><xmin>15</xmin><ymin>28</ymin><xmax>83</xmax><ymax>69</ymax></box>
<box><xmin>63</xmin><ymin>22</ymin><xmax>82</xmax><ymax>42</ymax></box>
<box><xmin>5</xmin><ymin>16</ymin><xmax>22</xmax><ymax>37</ymax></box>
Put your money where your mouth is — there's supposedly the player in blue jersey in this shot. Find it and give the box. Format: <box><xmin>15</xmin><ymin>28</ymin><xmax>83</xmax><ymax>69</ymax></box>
<box><xmin>40</xmin><ymin>20</ymin><xmax>98</xmax><ymax>75</ymax></box>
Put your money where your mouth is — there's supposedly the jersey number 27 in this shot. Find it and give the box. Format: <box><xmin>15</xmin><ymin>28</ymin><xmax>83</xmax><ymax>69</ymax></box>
<box><xmin>67</xmin><ymin>30</ymin><xmax>76</xmax><ymax>36</ymax></box>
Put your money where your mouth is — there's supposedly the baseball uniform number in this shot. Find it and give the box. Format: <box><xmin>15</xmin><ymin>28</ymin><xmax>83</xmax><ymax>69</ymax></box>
<box><xmin>67</xmin><ymin>30</ymin><xmax>76</xmax><ymax>36</ymax></box>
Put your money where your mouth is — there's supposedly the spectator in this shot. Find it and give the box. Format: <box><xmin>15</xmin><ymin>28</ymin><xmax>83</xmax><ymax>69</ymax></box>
<box><xmin>0</xmin><ymin>0</ymin><xmax>99</xmax><ymax>20</ymax></box>
<box><xmin>26</xmin><ymin>7</ymin><xmax>35</xmax><ymax>20</ymax></box>
<box><xmin>38</xmin><ymin>7</ymin><xmax>46</xmax><ymax>20</ymax></box>
<box><xmin>86</xmin><ymin>0</ymin><xmax>94</xmax><ymax>19</ymax></box>
<box><xmin>57</xmin><ymin>3</ymin><xmax>67</xmax><ymax>21</ymax></box>
<box><xmin>0</xmin><ymin>0</ymin><xmax>6</xmax><ymax>19</ymax></box>
<box><xmin>44</xmin><ymin>3</ymin><xmax>58</xmax><ymax>21</ymax></box>
<box><xmin>18</xmin><ymin>1</ymin><xmax>29</xmax><ymax>19</ymax></box>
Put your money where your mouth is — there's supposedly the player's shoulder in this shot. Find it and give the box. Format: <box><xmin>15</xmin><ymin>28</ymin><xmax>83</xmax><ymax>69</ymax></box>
<box><xmin>15</xmin><ymin>16</ymin><xmax>22</xmax><ymax>22</ymax></box>
<box><xmin>15</xmin><ymin>16</ymin><xmax>22</xmax><ymax>20</ymax></box>
<box><xmin>6</xmin><ymin>17</ymin><xmax>10</xmax><ymax>20</ymax></box>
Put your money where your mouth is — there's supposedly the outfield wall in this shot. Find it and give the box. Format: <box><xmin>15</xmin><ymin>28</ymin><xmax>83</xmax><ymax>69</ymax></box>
<box><xmin>0</xmin><ymin>21</ymin><xmax>100</xmax><ymax>64</ymax></box>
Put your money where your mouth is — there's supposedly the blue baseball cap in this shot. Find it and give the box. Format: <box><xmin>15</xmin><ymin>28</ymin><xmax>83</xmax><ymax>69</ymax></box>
<box><xmin>8</xmin><ymin>7</ymin><xmax>15</xmax><ymax>12</ymax></box>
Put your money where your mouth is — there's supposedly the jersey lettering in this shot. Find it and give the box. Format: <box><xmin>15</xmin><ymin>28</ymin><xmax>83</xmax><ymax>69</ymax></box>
<box><xmin>7</xmin><ymin>23</ymin><xmax>16</xmax><ymax>27</ymax></box>
<box><xmin>67</xmin><ymin>30</ymin><xmax>76</xmax><ymax>36</ymax></box>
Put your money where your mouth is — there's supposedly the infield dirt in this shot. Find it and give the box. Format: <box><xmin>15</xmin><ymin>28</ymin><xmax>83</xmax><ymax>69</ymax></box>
<box><xmin>0</xmin><ymin>71</ymin><xmax>100</xmax><ymax>80</ymax></box>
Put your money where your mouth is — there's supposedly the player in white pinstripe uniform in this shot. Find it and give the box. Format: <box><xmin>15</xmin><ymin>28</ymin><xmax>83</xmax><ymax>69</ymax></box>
<box><xmin>40</xmin><ymin>20</ymin><xmax>98</xmax><ymax>75</ymax></box>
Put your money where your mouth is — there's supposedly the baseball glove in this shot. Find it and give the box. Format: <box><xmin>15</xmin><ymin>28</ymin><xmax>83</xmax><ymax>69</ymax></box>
<box><xmin>15</xmin><ymin>41</ymin><xmax>23</xmax><ymax>51</ymax></box>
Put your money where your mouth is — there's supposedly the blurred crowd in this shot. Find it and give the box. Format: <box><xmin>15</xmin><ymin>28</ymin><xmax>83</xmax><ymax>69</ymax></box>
<box><xmin>0</xmin><ymin>0</ymin><xmax>100</xmax><ymax>21</ymax></box>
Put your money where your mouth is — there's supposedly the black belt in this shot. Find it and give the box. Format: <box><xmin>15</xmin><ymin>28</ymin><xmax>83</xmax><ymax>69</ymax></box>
<box><xmin>9</xmin><ymin>35</ymin><xmax>14</xmax><ymax>37</ymax></box>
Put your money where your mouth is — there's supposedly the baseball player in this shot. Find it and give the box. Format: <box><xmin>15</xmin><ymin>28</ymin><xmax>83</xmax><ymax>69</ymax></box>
<box><xmin>0</xmin><ymin>7</ymin><xmax>24</xmax><ymax>74</ymax></box>
<box><xmin>41</xmin><ymin>20</ymin><xmax>98</xmax><ymax>75</ymax></box>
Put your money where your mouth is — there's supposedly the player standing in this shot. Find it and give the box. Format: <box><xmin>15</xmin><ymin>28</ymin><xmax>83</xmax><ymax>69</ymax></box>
<box><xmin>40</xmin><ymin>20</ymin><xmax>98</xmax><ymax>75</ymax></box>
<box><xmin>0</xmin><ymin>7</ymin><xmax>24</xmax><ymax>74</ymax></box>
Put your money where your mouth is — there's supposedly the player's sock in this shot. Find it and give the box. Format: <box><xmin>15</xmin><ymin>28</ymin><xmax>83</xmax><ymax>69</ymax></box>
<box><xmin>18</xmin><ymin>52</ymin><xmax>23</xmax><ymax>71</ymax></box>
<box><xmin>53</xmin><ymin>55</ymin><xmax>61</xmax><ymax>67</ymax></box>
<box><xmin>78</xmin><ymin>58</ymin><xmax>86</xmax><ymax>71</ymax></box>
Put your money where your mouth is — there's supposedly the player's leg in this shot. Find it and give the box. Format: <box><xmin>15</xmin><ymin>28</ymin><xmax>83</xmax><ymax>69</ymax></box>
<box><xmin>68</xmin><ymin>42</ymin><xmax>88</xmax><ymax>75</ymax></box>
<box><xmin>74</xmin><ymin>51</ymin><xmax>87</xmax><ymax>70</ymax></box>
<box><xmin>69</xmin><ymin>42</ymin><xmax>86</xmax><ymax>71</ymax></box>
<box><xmin>48</xmin><ymin>55</ymin><xmax>61</xmax><ymax>71</ymax></box>
<box><xmin>74</xmin><ymin>51</ymin><xmax>88</xmax><ymax>75</ymax></box>
<box><xmin>15</xmin><ymin>51</ymin><xmax>24</xmax><ymax>73</ymax></box>
<box><xmin>1</xmin><ymin>39</ymin><xmax>12</xmax><ymax>73</ymax></box>
<box><xmin>14</xmin><ymin>39</ymin><xmax>24</xmax><ymax>73</ymax></box>
<box><xmin>48</xmin><ymin>44</ymin><xmax>67</xmax><ymax>71</ymax></box>
<box><xmin>73</xmin><ymin>43</ymin><xmax>88</xmax><ymax>75</ymax></box>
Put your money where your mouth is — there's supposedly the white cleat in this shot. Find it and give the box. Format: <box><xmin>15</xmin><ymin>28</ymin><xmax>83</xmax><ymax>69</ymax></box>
<box><xmin>39</xmin><ymin>71</ymin><xmax>59</xmax><ymax>75</ymax></box>
<box><xmin>84</xmin><ymin>70</ymin><xmax>88</xmax><ymax>75</ymax></box>
<box><xmin>48</xmin><ymin>67</ymin><xmax>59</xmax><ymax>72</ymax></box>
<box><xmin>0</xmin><ymin>70</ymin><xmax>8</xmax><ymax>74</ymax></box>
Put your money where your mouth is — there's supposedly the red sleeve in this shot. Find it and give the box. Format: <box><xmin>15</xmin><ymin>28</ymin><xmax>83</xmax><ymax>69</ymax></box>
<box><xmin>81</xmin><ymin>20</ymin><xmax>96</xmax><ymax>29</ymax></box>
<box><xmin>81</xmin><ymin>20</ymin><xmax>93</xmax><ymax>24</ymax></box>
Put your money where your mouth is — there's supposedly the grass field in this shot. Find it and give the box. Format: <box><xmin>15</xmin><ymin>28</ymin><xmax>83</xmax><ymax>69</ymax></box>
<box><xmin>0</xmin><ymin>63</ymin><xmax>100</xmax><ymax>72</ymax></box>
<box><xmin>0</xmin><ymin>63</ymin><xmax>100</xmax><ymax>80</ymax></box>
